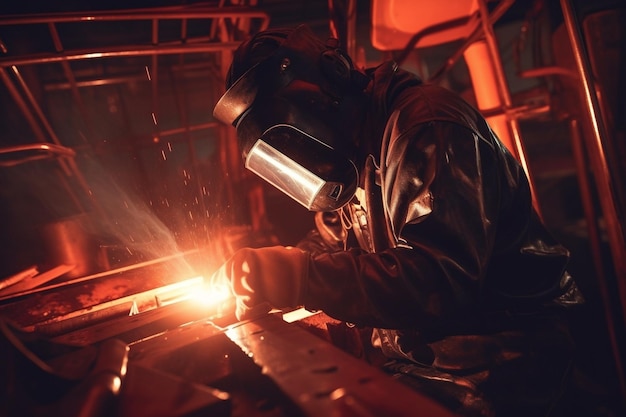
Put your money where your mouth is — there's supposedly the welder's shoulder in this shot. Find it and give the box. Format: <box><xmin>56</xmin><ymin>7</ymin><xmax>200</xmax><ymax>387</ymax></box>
<box><xmin>391</xmin><ymin>82</ymin><xmax>487</xmax><ymax>138</ymax></box>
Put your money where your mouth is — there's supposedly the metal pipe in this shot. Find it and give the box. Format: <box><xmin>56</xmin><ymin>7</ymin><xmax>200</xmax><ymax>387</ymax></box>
<box><xmin>0</xmin><ymin>143</ymin><xmax>76</xmax><ymax>157</ymax></box>
<box><xmin>48</xmin><ymin>21</ymin><xmax>94</xmax><ymax>142</ymax></box>
<box><xmin>0</xmin><ymin>67</ymin><xmax>47</xmax><ymax>141</ymax></box>
<box><xmin>0</xmin><ymin>42</ymin><xmax>243</xmax><ymax>68</ymax></box>
<box><xmin>561</xmin><ymin>0</ymin><xmax>626</xmax><ymax>314</ymax></box>
<box><xmin>394</xmin><ymin>14</ymin><xmax>478</xmax><ymax>66</ymax></box>
<box><xmin>151</xmin><ymin>19</ymin><xmax>160</xmax><ymax>142</ymax></box>
<box><xmin>0</xmin><ymin>8</ymin><xmax>270</xmax><ymax>25</ymax></box>
<box><xmin>475</xmin><ymin>0</ymin><xmax>540</xmax><ymax>214</ymax></box>
<box><xmin>181</xmin><ymin>17</ymin><xmax>188</xmax><ymax>43</ymax></box>
<box><xmin>328</xmin><ymin>0</ymin><xmax>357</xmax><ymax>60</ymax></box>
<box><xmin>10</xmin><ymin>67</ymin><xmax>97</xmax><ymax>214</ymax></box>
<box><xmin>48</xmin><ymin>22</ymin><xmax>80</xmax><ymax>106</ymax></box>
<box><xmin>561</xmin><ymin>0</ymin><xmax>626</xmax><ymax>403</ymax></box>
<box><xmin>345</xmin><ymin>0</ymin><xmax>357</xmax><ymax>63</ymax></box>
<box><xmin>428</xmin><ymin>0</ymin><xmax>515</xmax><ymax>83</ymax></box>
<box><xmin>44</xmin><ymin>73</ymin><xmax>149</xmax><ymax>90</ymax></box>
<box><xmin>464</xmin><ymin>41</ymin><xmax>516</xmax><ymax>152</ymax></box>
<box><xmin>209</xmin><ymin>0</ymin><xmax>228</xmax><ymax>41</ymax></box>
<box><xmin>478</xmin><ymin>103</ymin><xmax>550</xmax><ymax>119</ymax></box>
<box><xmin>0</xmin><ymin>143</ymin><xmax>76</xmax><ymax>167</ymax></box>
<box><xmin>44</xmin><ymin>61</ymin><xmax>220</xmax><ymax>91</ymax></box>
<box><xmin>568</xmin><ymin>119</ymin><xmax>619</xmax><ymax>368</ymax></box>
<box><xmin>43</xmin><ymin>62</ymin><xmax>217</xmax><ymax>91</ymax></box>
<box><xmin>10</xmin><ymin>67</ymin><xmax>67</xmax><ymax>155</ymax></box>
<box><xmin>0</xmin><ymin>4</ymin><xmax>268</xmax><ymax>247</ymax></box>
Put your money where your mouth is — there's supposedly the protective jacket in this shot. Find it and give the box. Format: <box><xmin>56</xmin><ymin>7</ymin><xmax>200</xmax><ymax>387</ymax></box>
<box><xmin>298</xmin><ymin>61</ymin><xmax>576</xmax><ymax>327</ymax></box>
<box><xmin>296</xmin><ymin>62</ymin><xmax>581</xmax><ymax>414</ymax></box>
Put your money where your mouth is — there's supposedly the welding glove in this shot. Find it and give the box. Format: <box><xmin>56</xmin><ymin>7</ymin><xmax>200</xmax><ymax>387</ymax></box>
<box><xmin>210</xmin><ymin>246</ymin><xmax>309</xmax><ymax>321</ymax></box>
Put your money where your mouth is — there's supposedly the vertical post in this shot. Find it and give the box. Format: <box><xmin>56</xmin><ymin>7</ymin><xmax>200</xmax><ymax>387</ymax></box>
<box><xmin>561</xmin><ymin>0</ymin><xmax>626</xmax><ymax>404</ymax></box>
<box><xmin>465</xmin><ymin>0</ymin><xmax>540</xmax><ymax>215</ymax></box>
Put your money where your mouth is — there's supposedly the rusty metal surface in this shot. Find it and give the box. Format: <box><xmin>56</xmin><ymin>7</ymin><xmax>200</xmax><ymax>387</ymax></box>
<box><xmin>126</xmin><ymin>311</ymin><xmax>460</xmax><ymax>417</ymax></box>
<box><xmin>1</xmin><ymin>267</ymin><xmax>461</xmax><ymax>417</ymax></box>
<box><xmin>226</xmin><ymin>313</ymin><xmax>458</xmax><ymax>417</ymax></box>
<box><xmin>0</xmin><ymin>247</ymin><xmax>222</xmax><ymax>323</ymax></box>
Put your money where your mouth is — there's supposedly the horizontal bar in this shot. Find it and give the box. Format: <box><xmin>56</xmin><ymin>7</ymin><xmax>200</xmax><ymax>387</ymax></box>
<box><xmin>0</xmin><ymin>42</ymin><xmax>242</xmax><ymax>67</ymax></box>
<box><xmin>226</xmin><ymin>314</ymin><xmax>458</xmax><ymax>417</ymax></box>
<box><xmin>0</xmin><ymin>7</ymin><xmax>269</xmax><ymax>26</ymax></box>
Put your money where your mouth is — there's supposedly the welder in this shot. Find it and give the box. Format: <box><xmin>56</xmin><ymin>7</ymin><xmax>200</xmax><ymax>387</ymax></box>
<box><xmin>211</xmin><ymin>24</ymin><xmax>583</xmax><ymax>417</ymax></box>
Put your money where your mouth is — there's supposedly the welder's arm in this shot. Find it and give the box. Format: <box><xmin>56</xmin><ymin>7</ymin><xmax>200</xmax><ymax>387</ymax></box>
<box><xmin>212</xmin><ymin>122</ymin><xmax>493</xmax><ymax>326</ymax></box>
<box><xmin>299</xmin><ymin>121</ymin><xmax>501</xmax><ymax>330</ymax></box>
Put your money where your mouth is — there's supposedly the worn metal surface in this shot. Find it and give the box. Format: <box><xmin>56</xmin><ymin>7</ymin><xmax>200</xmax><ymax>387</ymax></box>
<box><xmin>226</xmin><ymin>313</ymin><xmax>458</xmax><ymax>417</ymax></box>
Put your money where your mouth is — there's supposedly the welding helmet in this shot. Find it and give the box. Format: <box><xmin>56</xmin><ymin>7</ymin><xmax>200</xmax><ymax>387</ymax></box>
<box><xmin>213</xmin><ymin>25</ymin><xmax>369</xmax><ymax>212</ymax></box>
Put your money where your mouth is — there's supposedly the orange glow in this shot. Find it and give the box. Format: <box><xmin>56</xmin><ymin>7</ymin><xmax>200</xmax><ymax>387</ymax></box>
<box><xmin>464</xmin><ymin>41</ymin><xmax>516</xmax><ymax>156</ymax></box>
<box><xmin>371</xmin><ymin>0</ymin><xmax>479</xmax><ymax>50</ymax></box>
<box><xmin>189</xmin><ymin>280</ymin><xmax>233</xmax><ymax>309</ymax></box>
<box><xmin>147</xmin><ymin>275</ymin><xmax>234</xmax><ymax>314</ymax></box>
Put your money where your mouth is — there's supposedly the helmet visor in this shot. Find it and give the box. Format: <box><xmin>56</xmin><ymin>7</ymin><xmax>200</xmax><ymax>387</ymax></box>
<box><xmin>246</xmin><ymin>125</ymin><xmax>357</xmax><ymax>211</ymax></box>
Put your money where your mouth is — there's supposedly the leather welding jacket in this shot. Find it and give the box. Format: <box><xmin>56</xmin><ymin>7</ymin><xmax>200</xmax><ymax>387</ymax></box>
<box><xmin>296</xmin><ymin>61</ymin><xmax>578</xmax><ymax>349</ymax></box>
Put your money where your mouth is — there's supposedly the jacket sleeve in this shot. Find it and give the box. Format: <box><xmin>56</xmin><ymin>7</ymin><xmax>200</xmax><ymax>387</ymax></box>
<box><xmin>301</xmin><ymin>121</ymin><xmax>506</xmax><ymax>330</ymax></box>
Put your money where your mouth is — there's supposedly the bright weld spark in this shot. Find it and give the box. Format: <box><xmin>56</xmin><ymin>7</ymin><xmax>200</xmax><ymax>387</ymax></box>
<box><xmin>167</xmin><ymin>142</ymin><xmax>172</xmax><ymax>151</ymax></box>
<box><xmin>145</xmin><ymin>66</ymin><xmax>152</xmax><ymax>80</ymax></box>
<box><xmin>161</xmin><ymin>150</ymin><xmax>167</xmax><ymax>160</ymax></box>
<box><xmin>189</xmin><ymin>281</ymin><xmax>232</xmax><ymax>308</ymax></box>
<box><xmin>151</xmin><ymin>112</ymin><xmax>158</xmax><ymax>125</ymax></box>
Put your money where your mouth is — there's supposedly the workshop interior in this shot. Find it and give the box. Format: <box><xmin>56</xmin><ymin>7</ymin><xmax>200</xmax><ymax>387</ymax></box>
<box><xmin>0</xmin><ymin>0</ymin><xmax>625</xmax><ymax>416</ymax></box>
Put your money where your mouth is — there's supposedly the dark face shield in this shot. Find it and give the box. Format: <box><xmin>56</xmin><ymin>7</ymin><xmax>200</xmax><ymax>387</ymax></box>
<box><xmin>246</xmin><ymin>125</ymin><xmax>358</xmax><ymax>211</ymax></box>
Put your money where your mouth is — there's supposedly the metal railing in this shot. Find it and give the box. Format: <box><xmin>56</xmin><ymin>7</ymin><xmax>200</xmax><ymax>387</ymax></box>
<box><xmin>0</xmin><ymin>3</ymin><xmax>269</xmax><ymax>220</ymax></box>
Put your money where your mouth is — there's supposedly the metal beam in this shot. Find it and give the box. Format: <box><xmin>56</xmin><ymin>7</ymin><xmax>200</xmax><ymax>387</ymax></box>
<box><xmin>226</xmin><ymin>314</ymin><xmax>458</xmax><ymax>417</ymax></box>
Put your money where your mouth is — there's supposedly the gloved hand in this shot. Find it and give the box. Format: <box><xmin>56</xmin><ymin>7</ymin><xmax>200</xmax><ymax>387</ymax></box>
<box><xmin>209</xmin><ymin>246</ymin><xmax>309</xmax><ymax>320</ymax></box>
